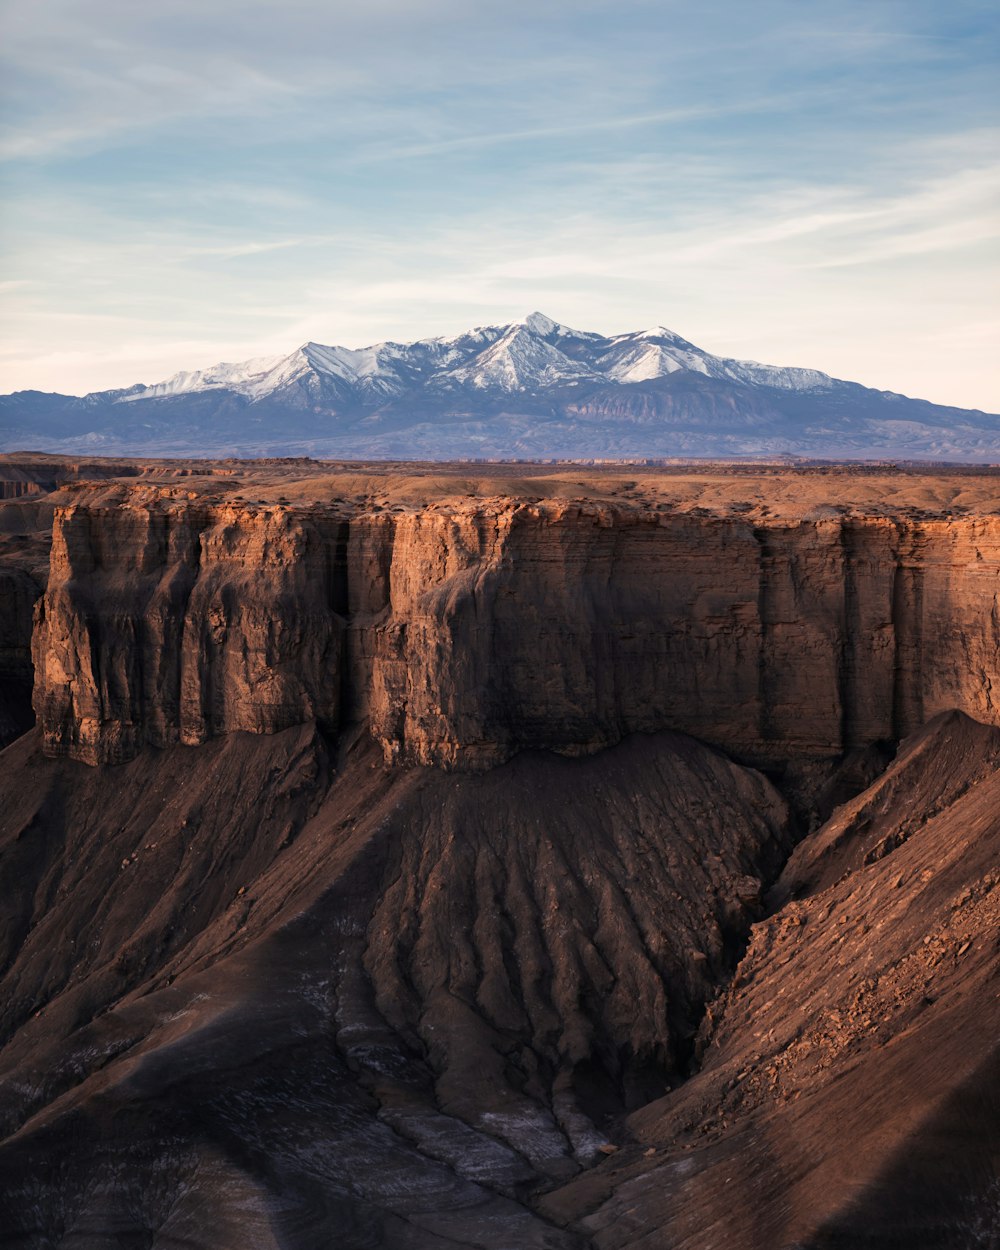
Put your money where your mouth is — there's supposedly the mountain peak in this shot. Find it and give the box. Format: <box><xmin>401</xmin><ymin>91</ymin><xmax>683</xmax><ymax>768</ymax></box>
<box><xmin>517</xmin><ymin>311</ymin><xmax>597</xmax><ymax>340</ymax></box>
<box><xmin>521</xmin><ymin>311</ymin><xmax>562</xmax><ymax>336</ymax></box>
<box><xmin>637</xmin><ymin>325</ymin><xmax>694</xmax><ymax>346</ymax></box>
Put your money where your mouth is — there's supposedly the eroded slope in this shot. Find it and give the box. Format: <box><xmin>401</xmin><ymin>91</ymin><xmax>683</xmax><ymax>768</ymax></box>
<box><xmin>0</xmin><ymin>728</ymin><xmax>788</xmax><ymax>1248</ymax></box>
<box><xmin>543</xmin><ymin>712</ymin><xmax>1000</xmax><ymax>1249</ymax></box>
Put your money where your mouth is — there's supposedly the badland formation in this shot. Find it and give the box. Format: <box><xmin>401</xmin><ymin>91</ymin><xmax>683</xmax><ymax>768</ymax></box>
<box><xmin>1</xmin><ymin>453</ymin><xmax>998</xmax><ymax>1248</ymax></box>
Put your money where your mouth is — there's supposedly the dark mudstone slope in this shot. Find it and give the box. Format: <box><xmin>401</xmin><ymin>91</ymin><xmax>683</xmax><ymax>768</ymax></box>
<box><xmin>0</xmin><ymin>727</ymin><xmax>788</xmax><ymax>1249</ymax></box>
<box><xmin>542</xmin><ymin>713</ymin><xmax>1000</xmax><ymax>1249</ymax></box>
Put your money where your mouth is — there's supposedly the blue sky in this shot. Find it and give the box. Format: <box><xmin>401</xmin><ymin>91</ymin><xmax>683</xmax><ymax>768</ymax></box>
<box><xmin>1</xmin><ymin>0</ymin><xmax>998</xmax><ymax>408</ymax></box>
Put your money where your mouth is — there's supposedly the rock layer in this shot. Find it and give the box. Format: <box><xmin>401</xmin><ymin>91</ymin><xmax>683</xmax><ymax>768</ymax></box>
<box><xmin>33</xmin><ymin>494</ymin><xmax>345</xmax><ymax>762</ymax></box>
<box><xmin>32</xmin><ymin>488</ymin><xmax>1000</xmax><ymax>768</ymax></box>
<box><xmin>4</xmin><ymin>461</ymin><xmax>1000</xmax><ymax>1249</ymax></box>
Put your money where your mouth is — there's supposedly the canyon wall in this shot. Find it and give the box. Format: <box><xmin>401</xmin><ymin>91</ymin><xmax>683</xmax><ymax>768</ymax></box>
<box><xmin>30</xmin><ymin>488</ymin><xmax>1000</xmax><ymax>767</ymax></box>
<box><xmin>32</xmin><ymin>495</ymin><xmax>344</xmax><ymax>763</ymax></box>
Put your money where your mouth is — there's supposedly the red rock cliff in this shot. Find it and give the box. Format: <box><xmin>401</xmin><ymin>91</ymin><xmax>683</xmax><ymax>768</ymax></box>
<box><xmin>33</xmin><ymin>493</ymin><xmax>343</xmax><ymax>763</ymax></box>
<box><xmin>31</xmin><ymin>489</ymin><xmax>1000</xmax><ymax>766</ymax></box>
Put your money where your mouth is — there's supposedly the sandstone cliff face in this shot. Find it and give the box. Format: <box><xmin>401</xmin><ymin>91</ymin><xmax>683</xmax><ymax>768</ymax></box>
<box><xmin>372</xmin><ymin>503</ymin><xmax>1000</xmax><ymax>767</ymax></box>
<box><xmin>5</xmin><ymin>465</ymin><xmax>1000</xmax><ymax>1250</ymax></box>
<box><xmin>33</xmin><ymin>495</ymin><xmax>344</xmax><ymax>763</ymax></box>
<box><xmin>31</xmin><ymin>489</ymin><xmax>1000</xmax><ymax>766</ymax></box>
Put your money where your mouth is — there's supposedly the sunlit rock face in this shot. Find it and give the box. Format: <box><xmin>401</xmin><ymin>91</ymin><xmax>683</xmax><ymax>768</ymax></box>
<box><xmin>32</xmin><ymin>494</ymin><xmax>345</xmax><ymax>762</ymax></box>
<box><xmin>33</xmin><ymin>488</ymin><xmax>1000</xmax><ymax>769</ymax></box>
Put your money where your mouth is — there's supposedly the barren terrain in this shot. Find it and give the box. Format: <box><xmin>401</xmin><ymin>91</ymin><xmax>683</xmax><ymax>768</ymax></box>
<box><xmin>1</xmin><ymin>455</ymin><xmax>997</xmax><ymax>1248</ymax></box>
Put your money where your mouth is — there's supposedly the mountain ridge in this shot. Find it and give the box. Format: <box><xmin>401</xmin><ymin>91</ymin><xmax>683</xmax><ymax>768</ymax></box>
<box><xmin>2</xmin><ymin>312</ymin><xmax>998</xmax><ymax>460</ymax></box>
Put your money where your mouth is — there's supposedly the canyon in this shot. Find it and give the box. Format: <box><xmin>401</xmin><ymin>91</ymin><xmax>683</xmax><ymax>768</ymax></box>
<box><xmin>1</xmin><ymin>454</ymin><xmax>998</xmax><ymax>1248</ymax></box>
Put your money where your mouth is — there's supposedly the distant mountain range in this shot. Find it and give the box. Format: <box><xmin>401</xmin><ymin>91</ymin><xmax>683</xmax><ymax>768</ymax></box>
<box><xmin>3</xmin><ymin>312</ymin><xmax>998</xmax><ymax>460</ymax></box>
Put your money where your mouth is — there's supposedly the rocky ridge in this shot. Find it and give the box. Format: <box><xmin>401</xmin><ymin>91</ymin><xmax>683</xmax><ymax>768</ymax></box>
<box><xmin>0</xmin><ymin>726</ymin><xmax>789</xmax><ymax>1248</ymax></box>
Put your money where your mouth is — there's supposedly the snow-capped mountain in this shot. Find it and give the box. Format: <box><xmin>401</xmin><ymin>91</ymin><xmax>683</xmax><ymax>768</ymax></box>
<box><xmin>107</xmin><ymin>313</ymin><xmax>839</xmax><ymax>404</ymax></box>
<box><xmin>2</xmin><ymin>314</ymin><xmax>997</xmax><ymax>461</ymax></box>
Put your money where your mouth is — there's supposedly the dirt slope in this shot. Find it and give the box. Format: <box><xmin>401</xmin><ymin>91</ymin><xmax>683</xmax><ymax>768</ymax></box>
<box><xmin>542</xmin><ymin>712</ymin><xmax>1000</xmax><ymax>1249</ymax></box>
<box><xmin>0</xmin><ymin>727</ymin><xmax>788</xmax><ymax>1248</ymax></box>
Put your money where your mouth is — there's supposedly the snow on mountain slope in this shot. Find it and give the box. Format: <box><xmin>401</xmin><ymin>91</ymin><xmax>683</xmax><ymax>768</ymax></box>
<box><xmin>605</xmin><ymin>340</ymin><xmax>710</xmax><ymax>382</ymax></box>
<box><xmin>3</xmin><ymin>312</ymin><xmax>997</xmax><ymax>462</ymax></box>
<box><xmin>519</xmin><ymin>310</ymin><xmax>603</xmax><ymax>341</ymax></box>
<box><xmin>126</xmin><ymin>342</ymin><xmax>411</xmax><ymax>403</ymax></box>
<box><xmin>120</xmin><ymin>314</ymin><xmax>842</xmax><ymax>405</ymax></box>
<box><xmin>128</xmin><ymin>353</ymin><xmax>290</xmax><ymax>400</ymax></box>
<box><xmin>301</xmin><ymin>341</ymin><xmax>419</xmax><ymax>399</ymax></box>
<box><xmin>601</xmin><ymin>328</ymin><xmax>835</xmax><ymax>392</ymax></box>
<box><xmin>119</xmin><ymin>315</ymin><xmax>845</xmax><ymax>407</ymax></box>
<box><xmin>444</xmin><ymin>323</ymin><xmax>601</xmax><ymax>392</ymax></box>
<box><xmin>719</xmin><ymin>358</ymin><xmax>835</xmax><ymax>392</ymax></box>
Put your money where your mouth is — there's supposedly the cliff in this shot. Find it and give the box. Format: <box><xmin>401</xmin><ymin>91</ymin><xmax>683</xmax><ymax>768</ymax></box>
<box><xmin>32</xmin><ymin>493</ymin><xmax>345</xmax><ymax>762</ymax></box>
<box><xmin>32</xmin><ymin>486</ymin><xmax>1000</xmax><ymax>768</ymax></box>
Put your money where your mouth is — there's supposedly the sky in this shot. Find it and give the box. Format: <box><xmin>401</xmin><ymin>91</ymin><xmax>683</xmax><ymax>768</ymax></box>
<box><xmin>1</xmin><ymin>0</ymin><xmax>998</xmax><ymax>409</ymax></box>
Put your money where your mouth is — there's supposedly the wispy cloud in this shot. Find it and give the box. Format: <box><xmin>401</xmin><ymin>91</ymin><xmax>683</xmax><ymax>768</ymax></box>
<box><xmin>180</xmin><ymin>238</ymin><xmax>314</xmax><ymax>260</ymax></box>
<box><xmin>350</xmin><ymin>95</ymin><xmax>805</xmax><ymax>163</ymax></box>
